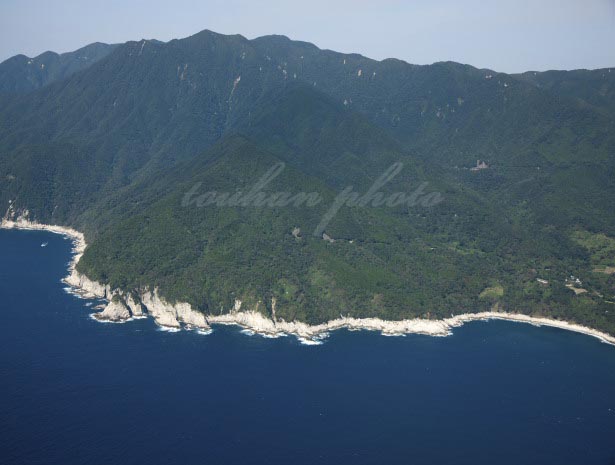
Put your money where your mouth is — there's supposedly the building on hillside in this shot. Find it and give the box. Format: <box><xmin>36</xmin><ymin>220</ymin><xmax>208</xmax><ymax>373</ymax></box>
<box><xmin>470</xmin><ymin>160</ymin><xmax>489</xmax><ymax>171</ymax></box>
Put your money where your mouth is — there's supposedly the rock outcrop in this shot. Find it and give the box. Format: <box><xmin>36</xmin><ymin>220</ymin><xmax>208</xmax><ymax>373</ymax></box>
<box><xmin>126</xmin><ymin>294</ymin><xmax>145</xmax><ymax>318</ymax></box>
<box><xmin>65</xmin><ymin>270</ymin><xmax>110</xmax><ymax>299</ymax></box>
<box><xmin>140</xmin><ymin>289</ymin><xmax>210</xmax><ymax>329</ymax></box>
<box><xmin>4</xmin><ymin>217</ymin><xmax>615</xmax><ymax>346</ymax></box>
<box><xmin>93</xmin><ymin>299</ymin><xmax>131</xmax><ymax>322</ymax></box>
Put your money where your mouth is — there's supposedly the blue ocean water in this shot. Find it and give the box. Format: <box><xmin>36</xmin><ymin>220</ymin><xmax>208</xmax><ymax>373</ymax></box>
<box><xmin>1</xmin><ymin>229</ymin><xmax>615</xmax><ymax>465</ymax></box>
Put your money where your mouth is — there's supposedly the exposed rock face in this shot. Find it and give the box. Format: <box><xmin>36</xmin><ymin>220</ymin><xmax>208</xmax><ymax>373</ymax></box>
<box><xmin>140</xmin><ymin>289</ymin><xmax>209</xmax><ymax>329</ymax></box>
<box><xmin>322</xmin><ymin>233</ymin><xmax>335</xmax><ymax>243</ymax></box>
<box><xmin>208</xmin><ymin>311</ymin><xmax>451</xmax><ymax>339</ymax></box>
<box><xmin>88</xmin><ymin>291</ymin><xmax>148</xmax><ymax>322</ymax></box>
<box><xmin>65</xmin><ymin>270</ymin><xmax>110</xmax><ymax>299</ymax></box>
<box><xmin>5</xmin><ymin>218</ymin><xmax>615</xmax><ymax>346</ymax></box>
<box><xmin>93</xmin><ymin>299</ymin><xmax>131</xmax><ymax>322</ymax></box>
<box><xmin>206</xmin><ymin>310</ymin><xmax>615</xmax><ymax>345</ymax></box>
<box><xmin>271</xmin><ymin>297</ymin><xmax>277</xmax><ymax>323</ymax></box>
<box><xmin>126</xmin><ymin>294</ymin><xmax>145</xmax><ymax>318</ymax></box>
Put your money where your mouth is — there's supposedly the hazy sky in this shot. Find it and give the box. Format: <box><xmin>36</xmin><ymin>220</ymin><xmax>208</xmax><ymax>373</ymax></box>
<box><xmin>1</xmin><ymin>0</ymin><xmax>614</xmax><ymax>72</ymax></box>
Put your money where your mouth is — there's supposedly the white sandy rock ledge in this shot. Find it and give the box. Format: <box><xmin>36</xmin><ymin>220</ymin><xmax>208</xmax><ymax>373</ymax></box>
<box><xmin>208</xmin><ymin>308</ymin><xmax>615</xmax><ymax>346</ymax></box>
<box><xmin>2</xmin><ymin>218</ymin><xmax>615</xmax><ymax>346</ymax></box>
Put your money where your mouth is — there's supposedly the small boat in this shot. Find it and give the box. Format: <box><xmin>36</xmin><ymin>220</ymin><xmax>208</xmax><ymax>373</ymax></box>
<box><xmin>41</xmin><ymin>242</ymin><xmax>48</xmax><ymax>248</ymax></box>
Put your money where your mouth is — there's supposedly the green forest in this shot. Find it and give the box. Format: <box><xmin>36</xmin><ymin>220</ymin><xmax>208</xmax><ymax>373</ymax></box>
<box><xmin>1</xmin><ymin>30</ymin><xmax>614</xmax><ymax>333</ymax></box>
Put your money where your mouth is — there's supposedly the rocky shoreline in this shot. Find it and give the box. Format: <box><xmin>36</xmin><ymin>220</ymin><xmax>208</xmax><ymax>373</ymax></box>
<box><xmin>2</xmin><ymin>218</ymin><xmax>615</xmax><ymax>346</ymax></box>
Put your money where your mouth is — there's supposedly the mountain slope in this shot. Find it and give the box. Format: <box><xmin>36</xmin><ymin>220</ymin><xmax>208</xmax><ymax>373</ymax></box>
<box><xmin>515</xmin><ymin>68</ymin><xmax>615</xmax><ymax>116</ymax></box>
<box><xmin>72</xmin><ymin>83</ymin><xmax>614</xmax><ymax>332</ymax></box>
<box><xmin>0</xmin><ymin>42</ymin><xmax>118</xmax><ymax>94</ymax></box>
<box><xmin>1</xmin><ymin>30</ymin><xmax>614</xmax><ymax>334</ymax></box>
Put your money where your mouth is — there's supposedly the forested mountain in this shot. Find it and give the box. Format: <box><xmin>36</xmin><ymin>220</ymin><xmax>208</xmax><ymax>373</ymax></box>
<box><xmin>1</xmin><ymin>30</ymin><xmax>614</xmax><ymax>333</ymax></box>
<box><xmin>515</xmin><ymin>68</ymin><xmax>615</xmax><ymax>116</ymax></box>
<box><xmin>0</xmin><ymin>42</ymin><xmax>118</xmax><ymax>94</ymax></box>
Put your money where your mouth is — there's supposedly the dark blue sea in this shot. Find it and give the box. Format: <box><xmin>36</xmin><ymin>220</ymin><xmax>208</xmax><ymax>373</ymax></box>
<box><xmin>1</xmin><ymin>229</ymin><xmax>615</xmax><ymax>465</ymax></box>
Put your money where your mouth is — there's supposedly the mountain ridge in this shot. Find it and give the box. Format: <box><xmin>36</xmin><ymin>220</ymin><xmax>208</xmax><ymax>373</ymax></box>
<box><xmin>1</xmin><ymin>29</ymin><xmax>614</xmax><ymax>335</ymax></box>
<box><xmin>0</xmin><ymin>42</ymin><xmax>118</xmax><ymax>93</ymax></box>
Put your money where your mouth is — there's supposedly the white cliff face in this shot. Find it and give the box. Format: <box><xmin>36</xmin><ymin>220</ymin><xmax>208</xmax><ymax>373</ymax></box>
<box><xmin>210</xmin><ymin>311</ymin><xmax>279</xmax><ymax>333</ymax></box>
<box><xmin>3</xmin><ymin>217</ymin><xmax>615</xmax><ymax>346</ymax></box>
<box><xmin>65</xmin><ymin>270</ymin><xmax>110</xmax><ymax>299</ymax></box>
<box><xmin>208</xmin><ymin>309</ymin><xmax>615</xmax><ymax>346</ymax></box>
<box><xmin>140</xmin><ymin>289</ymin><xmax>209</xmax><ymax>329</ymax></box>
<box><xmin>208</xmin><ymin>299</ymin><xmax>452</xmax><ymax>340</ymax></box>
<box><xmin>208</xmin><ymin>312</ymin><xmax>451</xmax><ymax>339</ymax></box>
<box><xmin>87</xmin><ymin>292</ymin><xmax>145</xmax><ymax>323</ymax></box>
<box><xmin>94</xmin><ymin>299</ymin><xmax>131</xmax><ymax>322</ymax></box>
<box><xmin>141</xmin><ymin>290</ymin><xmax>181</xmax><ymax>328</ymax></box>
<box><xmin>126</xmin><ymin>294</ymin><xmax>145</xmax><ymax>318</ymax></box>
<box><xmin>174</xmin><ymin>301</ymin><xmax>209</xmax><ymax>328</ymax></box>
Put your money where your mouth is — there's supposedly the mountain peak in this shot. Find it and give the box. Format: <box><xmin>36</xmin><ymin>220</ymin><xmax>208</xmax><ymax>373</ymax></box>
<box><xmin>188</xmin><ymin>28</ymin><xmax>249</xmax><ymax>42</ymax></box>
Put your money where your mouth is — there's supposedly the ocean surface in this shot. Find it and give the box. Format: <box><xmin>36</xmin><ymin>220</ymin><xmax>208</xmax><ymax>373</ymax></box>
<box><xmin>1</xmin><ymin>229</ymin><xmax>615</xmax><ymax>465</ymax></box>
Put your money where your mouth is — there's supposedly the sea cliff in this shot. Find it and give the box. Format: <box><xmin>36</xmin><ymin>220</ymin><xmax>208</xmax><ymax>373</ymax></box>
<box><xmin>2</xmin><ymin>218</ymin><xmax>614</xmax><ymax>346</ymax></box>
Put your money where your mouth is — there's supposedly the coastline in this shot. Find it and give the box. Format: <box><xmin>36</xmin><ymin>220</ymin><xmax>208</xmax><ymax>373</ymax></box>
<box><xmin>2</xmin><ymin>218</ymin><xmax>614</xmax><ymax>346</ymax></box>
<box><xmin>1</xmin><ymin>217</ymin><xmax>86</xmax><ymax>280</ymax></box>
